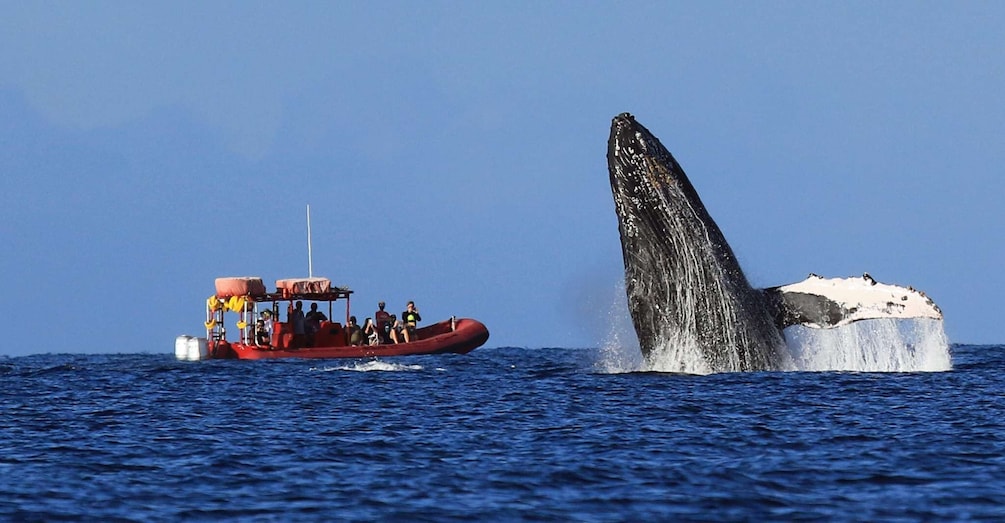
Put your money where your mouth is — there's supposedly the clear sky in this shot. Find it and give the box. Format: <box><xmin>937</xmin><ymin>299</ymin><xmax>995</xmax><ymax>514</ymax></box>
<box><xmin>2</xmin><ymin>2</ymin><xmax>1003</xmax><ymax>357</ymax></box>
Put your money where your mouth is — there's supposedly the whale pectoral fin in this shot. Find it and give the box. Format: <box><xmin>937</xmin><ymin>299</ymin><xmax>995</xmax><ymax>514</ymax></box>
<box><xmin>763</xmin><ymin>274</ymin><xmax>943</xmax><ymax>330</ymax></box>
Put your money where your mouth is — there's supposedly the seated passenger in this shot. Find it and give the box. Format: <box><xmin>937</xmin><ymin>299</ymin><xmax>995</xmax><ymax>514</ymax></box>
<box><xmin>347</xmin><ymin>316</ymin><xmax>364</xmax><ymax>346</ymax></box>
<box><xmin>388</xmin><ymin>314</ymin><xmax>401</xmax><ymax>344</ymax></box>
<box><xmin>400</xmin><ymin>301</ymin><xmax>422</xmax><ymax>343</ymax></box>
<box><xmin>255</xmin><ymin>320</ymin><xmax>270</xmax><ymax>347</ymax></box>
<box><xmin>363</xmin><ymin>318</ymin><xmax>379</xmax><ymax>346</ymax></box>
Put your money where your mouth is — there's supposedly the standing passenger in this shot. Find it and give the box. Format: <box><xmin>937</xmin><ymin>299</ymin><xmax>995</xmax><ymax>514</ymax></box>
<box><xmin>375</xmin><ymin>301</ymin><xmax>392</xmax><ymax>343</ymax></box>
<box><xmin>305</xmin><ymin>303</ymin><xmax>328</xmax><ymax>334</ymax></box>
<box><xmin>257</xmin><ymin>310</ymin><xmax>274</xmax><ymax>347</ymax></box>
<box><xmin>290</xmin><ymin>301</ymin><xmax>306</xmax><ymax>347</ymax></box>
<box><xmin>261</xmin><ymin>310</ymin><xmax>274</xmax><ymax>334</ymax></box>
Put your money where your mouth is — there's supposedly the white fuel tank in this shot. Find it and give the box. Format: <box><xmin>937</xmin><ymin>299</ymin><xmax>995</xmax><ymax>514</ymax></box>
<box><xmin>175</xmin><ymin>335</ymin><xmax>209</xmax><ymax>361</ymax></box>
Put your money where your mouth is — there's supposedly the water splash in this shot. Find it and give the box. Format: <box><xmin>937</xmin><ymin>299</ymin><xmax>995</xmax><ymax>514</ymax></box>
<box><xmin>596</xmin><ymin>281</ymin><xmax>644</xmax><ymax>374</ymax></box>
<box><xmin>784</xmin><ymin>318</ymin><xmax>952</xmax><ymax>372</ymax></box>
<box><xmin>645</xmin><ymin>332</ymin><xmax>715</xmax><ymax>374</ymax></box>
<box><xmin>596</xmin><ymin>282</ymin><xmax>953</xmax><ymax>374</ymax></box>
<box><xmin>616</xmin><ymin>188</ymin><xmax>788</xmax><ymax>372</ymax></box>
<box><xmin>314</xmin><ymin>361</ymin><xmax>424</xmax><ymax>372</ymax></box>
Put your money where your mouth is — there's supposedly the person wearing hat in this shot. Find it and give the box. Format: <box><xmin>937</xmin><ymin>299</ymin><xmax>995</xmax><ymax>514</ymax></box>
<box><xmin>374</xmin><ymin>301</ymin><xmax>392</xmax><ymax>344</ymax></box>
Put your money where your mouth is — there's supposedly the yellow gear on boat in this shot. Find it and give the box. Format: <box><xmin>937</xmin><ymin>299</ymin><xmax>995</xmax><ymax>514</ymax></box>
<box><xmin>207</xmin><ymin>296</ymin><xmax>223</xmax><ymax>311</ymax></box>
<box><xmin>225</xmin><ymin>296</ymin><xmax>245</xmax><ymax>313</ymax></box>
<box><xmin>205</xmin><ymin>320</ymin><xmax>216</xmax><ymax>329</ymax></box>
<box><xmin>237</xmin><ymin>320</ymin><xmax>248</xmax><ymax>330</ymax></box>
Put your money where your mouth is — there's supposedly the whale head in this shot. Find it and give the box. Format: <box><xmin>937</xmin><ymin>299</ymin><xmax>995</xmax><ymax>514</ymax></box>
<box><xmin>607</xmin><ymin>112</ymin><xmax>719</xmax><ymax>254</ymax></box>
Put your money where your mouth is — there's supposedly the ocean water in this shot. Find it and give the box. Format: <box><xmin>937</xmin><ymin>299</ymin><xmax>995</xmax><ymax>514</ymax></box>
<box><xmin>2</xmin><ymin>344</ymin><xmax>1005</xmax><ymax>521</ymax></box>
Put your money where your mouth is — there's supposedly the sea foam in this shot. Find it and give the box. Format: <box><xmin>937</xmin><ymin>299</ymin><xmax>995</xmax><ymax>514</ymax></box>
<box><xmin>314</xmin><ymin>361</ymin><xmax>424</xmax><ymax>373</ymax></box>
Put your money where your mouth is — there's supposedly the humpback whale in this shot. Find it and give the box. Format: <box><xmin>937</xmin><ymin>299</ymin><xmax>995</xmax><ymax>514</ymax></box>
<box><xmin>607</xmin><ymin>113</ymin><xmax>942</xmax><ymax>372</ymax></box>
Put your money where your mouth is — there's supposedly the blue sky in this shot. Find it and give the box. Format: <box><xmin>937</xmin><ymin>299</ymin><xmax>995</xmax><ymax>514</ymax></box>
<box><xmin>2</xmin><ymin>2</ymin><xmax>1003</xmax><ymax>356</ymax></box>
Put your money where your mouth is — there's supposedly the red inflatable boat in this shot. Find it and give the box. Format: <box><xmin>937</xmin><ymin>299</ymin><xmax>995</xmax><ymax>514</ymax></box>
<box><xmin>176</xmin><ymin>276</ymin><xmax>489</xmax><ymax>361</ymax></box>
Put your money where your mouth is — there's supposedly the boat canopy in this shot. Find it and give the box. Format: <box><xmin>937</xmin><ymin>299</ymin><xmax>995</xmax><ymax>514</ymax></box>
<box><xmin>215</xmin><ymin>277</ymin><xmax>267</xmax><ymax>298</ymax></box>
<box><xmin>276</xmin><ymin>277</ymin><xmax>331</xmax><ymax>297</ymax></box>
<box><xmin>213</xmin><ymin>276</ymin><xmax>352</xmax><ymax>303</ymax></box>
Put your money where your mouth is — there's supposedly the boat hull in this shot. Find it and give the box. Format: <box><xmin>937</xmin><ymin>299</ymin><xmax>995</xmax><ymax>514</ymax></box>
<box><xmin>208</xmin><ymin>318</ymin><xmax>489</xmax><ymax>360</ymax></box>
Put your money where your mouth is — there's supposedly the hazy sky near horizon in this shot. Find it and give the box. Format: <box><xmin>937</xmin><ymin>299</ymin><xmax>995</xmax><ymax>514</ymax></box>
<box><xmin>2</xmin><ymin>2</ymin><xmax>1004</xmax><ymax>357</ymax></box>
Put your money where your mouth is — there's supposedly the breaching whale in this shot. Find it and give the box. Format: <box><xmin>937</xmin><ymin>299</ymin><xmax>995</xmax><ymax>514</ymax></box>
<box><xmin>606</xmin><ymin>112</ymin><xmax>942</xmax><ymax>372</ymax></box>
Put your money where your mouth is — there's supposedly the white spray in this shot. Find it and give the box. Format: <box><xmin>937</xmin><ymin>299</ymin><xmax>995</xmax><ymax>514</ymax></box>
<box><xmin>598</xmin><ymin>281</ymin><xmax>952</xmax><ymax>374</ymax></box>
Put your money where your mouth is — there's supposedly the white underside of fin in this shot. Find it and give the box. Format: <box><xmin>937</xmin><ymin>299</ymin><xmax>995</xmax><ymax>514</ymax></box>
<box><xmin>777</xmin><ymin>274</ymin><xmax>943</xmax><ymax>328</ymax></box>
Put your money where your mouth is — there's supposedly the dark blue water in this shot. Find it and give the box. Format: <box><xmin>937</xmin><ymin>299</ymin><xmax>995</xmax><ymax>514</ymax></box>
<box><xmin>2</xmin><ymin>345</ymin><xmax>1004</xmax><ymax>521</ymax></box>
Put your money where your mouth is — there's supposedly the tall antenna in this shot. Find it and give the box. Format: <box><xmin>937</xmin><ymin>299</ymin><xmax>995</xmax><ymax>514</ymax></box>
<box><xmin>306</xmin><ymin>203</ymin><xmax>313</xmax><ymax>278</ymax></box>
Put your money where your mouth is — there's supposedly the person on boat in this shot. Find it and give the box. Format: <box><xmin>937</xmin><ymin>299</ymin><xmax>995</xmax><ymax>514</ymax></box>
<box><xmin>255</xmin><ymin>319</ymin><xmax>271</xmax><ymax>346</ymax></box>
<box><xmin>388</xmin><ymin>314</ymin><xmax>401</xmax><ymax>344</ymax></box>
<box><xmin>400</xmin><ymin>301</ymin><xmax>422</xmax><ymax>343</ymax></box>
<box><xmin>305</xmin><ymin>303</ymin><xmax>328</xmax><ymax>334</ymax></box>
<box><xmin>290</xmin><ymin>301</ymin><xmax>306</xmax><ymax>331</ymax></box>
<box><xmin>363</xmin><ymin>318</ymin><xmax>379</xmax><ymax>345</ymax></box>
<box><xmin>375</xmin><ymin>301</ymin><xmax>392</xmax><ymax>343</ymax></box>
<box><xmin>290</xmin><ymin>301</ymin><xmax>306</xmax><ymax>347</ymax></box>
<box><xmin>346</xmin><ymin>316</ymin><xmax>364</xmax><ymax>346</ymax></box>
<box><xmin>257</xmin><ymin>310</ymin><xmax>274</xmax><ymax>347</ymax></box>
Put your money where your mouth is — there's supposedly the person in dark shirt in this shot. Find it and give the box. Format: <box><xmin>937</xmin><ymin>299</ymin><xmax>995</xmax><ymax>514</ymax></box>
<box><xmin>255</xmin><ymin>319</ymin><xmax>270</xmax><ymax>346</ymax></box>
<box><xmin>290</xmin><ymin>301</ymin><xmax>306</xmax><ymax>335</ymax></box>
<box><xmin>256</xmin><ymin>310</ymin><xmax>274</xmax><ymax>347</ymax></box>
<box><xmin>305</xmin><ymin>303</ymin><xmax>328</xmax><ymax>334</ymax></box>
<box><xmin>375</xmin><ymin>301</ymin><xmax>392</xmax><ymax>343</ymax></box>
<box><xmin>363</xmin><ymin>318</ymin><xmax>379</xmax><ymax>346</ymax></box>
<box><xmin>401</xmin><ymin>301</ymin><xmax>421</xmax><ymax>343</ymax></box>
<box><xmin>388</xmin><ymin>314</ymin><xmax>400</xmax><ymax>344</ymax></box>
